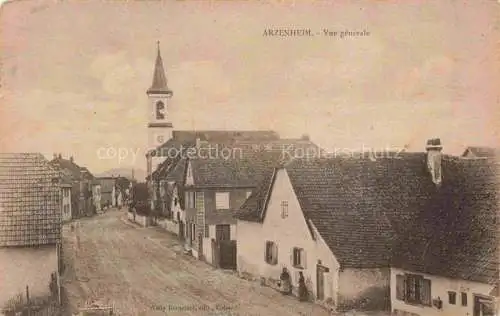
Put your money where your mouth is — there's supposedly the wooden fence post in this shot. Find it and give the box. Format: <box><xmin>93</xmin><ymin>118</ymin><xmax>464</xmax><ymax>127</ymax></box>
<box><xmin>26</xmin><ymin>285</ymin><xmax>31</xmax><ymax>316</ymax></box>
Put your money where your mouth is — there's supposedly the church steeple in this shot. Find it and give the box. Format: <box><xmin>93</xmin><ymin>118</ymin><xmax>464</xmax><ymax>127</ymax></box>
<box><xmin>147</xmin><ymin>41</ymin><xmax>173</xmax><ymax>96</ymax></box>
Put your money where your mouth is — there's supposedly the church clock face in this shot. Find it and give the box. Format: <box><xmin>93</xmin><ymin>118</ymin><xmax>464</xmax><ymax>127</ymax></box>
<box><xmin>156</xmin><ymin>134</ymin><xmax>165</xmax><ymax>145</ymax></box>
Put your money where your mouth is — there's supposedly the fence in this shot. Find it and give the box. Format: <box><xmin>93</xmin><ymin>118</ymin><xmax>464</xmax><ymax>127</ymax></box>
<box><xmin>1</xmin><ymin>285</ymin><xmax>62</xmax><ymax>316</ymax></box>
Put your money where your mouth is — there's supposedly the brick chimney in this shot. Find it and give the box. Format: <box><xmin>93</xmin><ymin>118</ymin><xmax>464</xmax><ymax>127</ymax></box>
<box><xmin>426</xmin><ymin>138</ymin><xmax>443</xmax><ymax>186</ymax></box>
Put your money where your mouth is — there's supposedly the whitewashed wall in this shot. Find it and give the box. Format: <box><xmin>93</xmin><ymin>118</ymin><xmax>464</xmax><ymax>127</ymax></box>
<box><xmin>391</xmin><ymin>267</ymin><xmax>495</xmax><ymax>316</ymax></box>
<box><xmin>0</xmin><ymin>246</ymin><xmax>57</xmax><ymax>308</ymax></box>
<box><xmin>236</xmin><ymin>169</ymin><xmax>340</xmax><ymax>305</ymax></box>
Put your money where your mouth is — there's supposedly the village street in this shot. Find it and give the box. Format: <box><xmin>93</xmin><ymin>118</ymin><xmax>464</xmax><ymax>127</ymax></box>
<box><xmin>61</xmin><ymin>209</ymin><xmax>342</xmax><ymax>316</ymax></box>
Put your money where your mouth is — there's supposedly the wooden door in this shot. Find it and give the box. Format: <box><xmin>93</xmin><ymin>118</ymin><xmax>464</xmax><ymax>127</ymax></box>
<box><xmin>216</xmin><ymin>224</ymin><xmax>231</xmax><ymax>241</ymax></box>
<box><xmin>316</xmin><ymin>264</ymin><xmax>329</xmax><ymax>301</ymax></box>
<box><xmin>474</xmin><ymin>295</ymin><xmax>495</xmax><ymax>316</ymax></box>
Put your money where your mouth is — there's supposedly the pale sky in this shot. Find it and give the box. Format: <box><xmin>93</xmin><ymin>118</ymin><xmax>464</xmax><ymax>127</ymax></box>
<box><xmin>0</xmin><ymin>0</ymin><xmax>499</xmax><ymax>173</ymax></box>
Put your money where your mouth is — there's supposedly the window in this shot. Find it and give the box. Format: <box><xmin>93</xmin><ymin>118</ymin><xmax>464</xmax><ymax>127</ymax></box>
<box><xmin>281</xmin><ymin>201</ymin><xmax>288</xmax><ymax>218</ymax></box>
<box><xmin>396</xmin><ymin>274</ymin><xmax>431</xmax><ymax>306</ymax></box>
<box><xmin>195</xmin><ymin>192</ymin><xmax>204</xmax><ymax>211</ymax></box>
<box><xmin>265</xmin><ymin>241</ymin><xmax>278</xmax><ymax>265</ymax></box>
<box><xmin>245</xmin><ymin>191</ymin><xmax>252</xmax><ymax>199</ymax></box>
<box><xmin>292</xmin><ymin>247</ymin><xmax>305</xmax><ymax>268</ymax></box>
<box><xmin>396</xmin><ymin>275</ymin><xmax>406</xmax><ymax>301</ymax></box>
<box><xmin>174</xmin><ymin>197</ymin><xmax>178</xmax><ymax>207</ymax></box>
<box><xmin>156</xmin><ymin>101</ymin><xmax>165</xmax><ymax>120</ymax></box>
<box><xmin>191</xmin><ymin>224</ymin><xmax>196</xmax><ymax>241</ymax></box>
<box><xmin>204</xmin><ymin>224</ymin><xmax>209</xmax><ymax>238</ymax></box>
<box><xmin>185</xmin><ymin>191</ymin><xmax>195</xmax><ymax>209</ymax></box>
<box><xmin>448</xmin><ymin>291</ymin><xmax>456</xmax><ymax>305</ymax></box>
<box><xmin>461</xmin><ymin>292</ymin><xmax>467</xmax><ymax>306</ymax></box>
<box><xmin>215</xmin><ymin>192</ymin><xmax>230</xmax><ymax>210</ymax></box>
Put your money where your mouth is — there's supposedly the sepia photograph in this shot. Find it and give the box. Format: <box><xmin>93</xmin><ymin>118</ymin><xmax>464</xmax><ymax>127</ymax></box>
<box><xmin>0</xmin><ymin>1</ymin><xmax>498</xmax><ymax>315</ymax></box>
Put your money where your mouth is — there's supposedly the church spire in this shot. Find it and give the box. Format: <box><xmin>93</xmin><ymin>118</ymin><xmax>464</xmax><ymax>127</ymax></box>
<box><xmin>147</xmin><ymin>41</ymin><xmax>172</xmax><ymax>95</ymax></box>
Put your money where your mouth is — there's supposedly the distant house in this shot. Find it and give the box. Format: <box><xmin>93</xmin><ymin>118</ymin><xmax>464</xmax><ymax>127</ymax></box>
<box><xmin>96</xmin><ymin>177</ymin><xmax>115</xmax><ymax>209</ymax></box>
<box><xmin>91</xmin><ymin>180</ymin><xmax>101</xmax><ymax>212</ymax></box>
<box><xmin>461</xmin><ymin>146</ymin><xmax>498</xmax><ymax>159</ymax></box>
<box><xmin>235</xmin><ymin>139</ymin><xmax>499</xmax><ymax>314</ymax></box>
<box><xmin>49</xmin><ymin>154</ymin><xmax>96</xmax><ymax>217</ymax></box>
<box><xmin>0</xmin><ymin>153</ymin><xmax>62</xmax><ymax>310</ymax></box>
<box><xmin>61</xmin><ymin>175</ymin><xmax>72</xmax><ymax>222</ymax></box>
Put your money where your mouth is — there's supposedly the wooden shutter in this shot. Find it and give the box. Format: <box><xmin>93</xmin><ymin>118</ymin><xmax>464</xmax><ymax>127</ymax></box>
<box><xmin>302</xmin><ymin>249</ymin><xmax>307</xmax><ymax>269</ymax></box>
<box><xmin>421</xmin><ymin>279</ymin><xmax>431</xmax><ymax>305</ymax></box>
<box><xmin>273</xmin><ymin>243</ymin><xmax>278</xmax><ymax>265</ymax></box>
<box><xmin>265</xmin><ymin>241</ymin><xmax>270</xmax><ymax>263</ymax></box>
<box><xmin>396</xmin><ymin>275</ymin><xmax>405</xmax><ymax>301</ymax></box>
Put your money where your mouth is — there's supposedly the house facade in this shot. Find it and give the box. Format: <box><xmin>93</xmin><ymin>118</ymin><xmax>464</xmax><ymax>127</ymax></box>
<box><xmin>61</xmin><ymin>181</ymin><xmax>72</xmax><ymax>222</ymax></box>
<box><xmin>391</xmin><ymin>268</ymin><xmax>497</xmax><ymax>316</ymax></box>
<box><xmin>49</xmin><ymin>155</ymin><xmax>96</xmax><ymax>218</ymax></box>
<box><xmin>0</xmin><ymin>153</ymin><xmax>62</xmax><ymax>311</ymax></box>
<box><xmin>236</xmin><ymin>162</ymin><xmax>393</xmax><ymax>312</ymax></box>
<box><xmin>96</xmin><ymin>177</ymin><xmax>115</xmax><ymax>209</ymax></box>
<box><xmin>91</xmin><ymin>181</ymin><xmax>101</xmax><ymax>212</ymax></box>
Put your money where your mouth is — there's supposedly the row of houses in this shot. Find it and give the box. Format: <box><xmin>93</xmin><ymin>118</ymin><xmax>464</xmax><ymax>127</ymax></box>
<box><xmin>49</xmin><ymin>154</ymin><xmax>131</xmax><ymax>221</ymax></box>
<box><xmin>126</xmin><ymin>43</ymin><xmax>499</xmax><ymax>316</ymax></box>
<box><xmin>133</xmin><ymin>135</ymin><xmax>498</xmax><ymax>316</ymax></box>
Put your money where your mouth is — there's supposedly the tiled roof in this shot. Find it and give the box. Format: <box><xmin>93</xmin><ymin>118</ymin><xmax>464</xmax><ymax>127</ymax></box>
<box><xmin>236</xmin><ymin>153</ymin><xmax>499</xmax><ymax>281</ymax></box>
<box><xmin>49</xmin><ymin>157</ymin><xmax>94</xmax><ymax>181</ymax></box>
<box><xmin>462</xmin><ymin>146</ymin><xmax>498</xmax><ymax>158</ymax></box>
<box><xmin>0</xmin><ymin>153</ymin><xmax>62</xmax><ymax>247</ymax></box>
<box><xmin>189</xmin><ymin>150</ymin><xmax>283</xmax><ymax>188</ymax></box>
<box><xmin>171</xmin><ymin>130</ymin><xmax>280</xmax><ymax>143</ymax></box>
<box><xmin>393</xmin><ymin>157</ymin><xmax>498</xmax><ymax>284</ymax></box>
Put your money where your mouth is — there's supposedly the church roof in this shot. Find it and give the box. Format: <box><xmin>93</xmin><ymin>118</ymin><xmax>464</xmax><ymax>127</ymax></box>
<box><xmin>147</xmin><ymin>42</ymin><xmax>172</xmax><ymax>95</ymax></box>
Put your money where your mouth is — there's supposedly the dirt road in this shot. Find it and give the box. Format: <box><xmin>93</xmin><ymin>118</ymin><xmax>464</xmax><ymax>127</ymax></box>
<box><xmin>62</xmin><ymin>210</ymin><xmax>334</xmax><ymax>316</ymax></box>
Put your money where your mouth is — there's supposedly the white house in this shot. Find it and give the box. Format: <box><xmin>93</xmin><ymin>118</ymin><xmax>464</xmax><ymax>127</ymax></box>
<box><xmin>0</xmin><ymin>153</ymin><xmax>62</xmax><ymax>311</ymax></box>
<box><xmin>236</xmin><ymin>158</ymin><xmax>395</xmax><ymax>313</ymax></box>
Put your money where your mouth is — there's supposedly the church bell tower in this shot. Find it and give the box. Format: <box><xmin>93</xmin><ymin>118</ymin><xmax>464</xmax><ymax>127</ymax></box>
<box><xmin>146</xmin><ymin>42</ymin><xmax>173</xmax><ymax>180</ymax></box>
<box><xmin>147</xmin><ymin>41</ymin><xmax>173</xmax><ymax>152</ymax></box>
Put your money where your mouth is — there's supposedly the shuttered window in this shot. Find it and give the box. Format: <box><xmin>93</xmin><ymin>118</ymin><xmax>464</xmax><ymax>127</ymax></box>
<box><xmin>265</xmin><ymin>241</ymin><xmax>278</xmax><ymax>265</ymax></box>
<box><xmin>396</xmin><ymin>275</ymin><xmax>406</xmax><ymax>301</ymax></box>
<box><xmin>421</xmin><ymin>278</ymin><xmax>431</xmax><ymax>306</ymax></box>
<box><xmin>292</xmin><ymin>247</ymin><xmax>306</xmax><ymax>268</ymax></box>
<box><xmin>400</xmin><ymin>274</ymin><xmax>432</xmax><ymax>306</ymax></box>
<box><xmin>204</xmin><ymin>224</ymin><xmax>209</xmax><ymax>238</ymax></box>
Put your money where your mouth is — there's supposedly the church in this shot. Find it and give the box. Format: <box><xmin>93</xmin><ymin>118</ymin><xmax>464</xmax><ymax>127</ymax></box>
<box><xmin>143</xmin><ymin>42</ymin><xmax>320</xmax><ymax>265</ymax></box>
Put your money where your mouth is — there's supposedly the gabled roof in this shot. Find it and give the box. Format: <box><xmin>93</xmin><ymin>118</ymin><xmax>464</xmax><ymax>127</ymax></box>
<box><xmin>462</xmin><ymin>146</ymin><xmax>498</xmax><ymax>158</ymax></box>
<box><xmin>188</xmin><ymin>150</ymin><xmax>283</xmax><ymax>188</ymax></box>
<box><xmin>236</xmin><ymin>153</ymin><xmax>499</xmax><ymax>280</ymax></box>
<box><xmin>49</xmin><ymin>157</ymin><xmax>94</xmax><ymax>181</ymax></box>
<box><xmin>0</xmin><ymin>153</ymin><xmax>62</xmax><ymax>247</ymax></box>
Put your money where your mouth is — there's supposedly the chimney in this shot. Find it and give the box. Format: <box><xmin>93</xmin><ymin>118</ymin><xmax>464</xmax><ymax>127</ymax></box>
<box><xmin>426</xmin><ymin>138</ymin><xmax>443</xmax><ymax>186</ymax></box>
<box><xmin>195</xmin><ymin>138</ymin><xmax>201</xmax><ymax>149</ymax></box>
<box><xmin>301</xmin><ymin>134</ymin><xmax>310</xmax><ymax>141</ymax></box>
<box><xmin>70</xmin><ymin>156</ymin><xmax>74</xmax><ymax>163</ymax></box>
<box><xmin>58</xmin><ymin>153</ymin><xmax>62</xmax><ymax>159</ymax></box>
